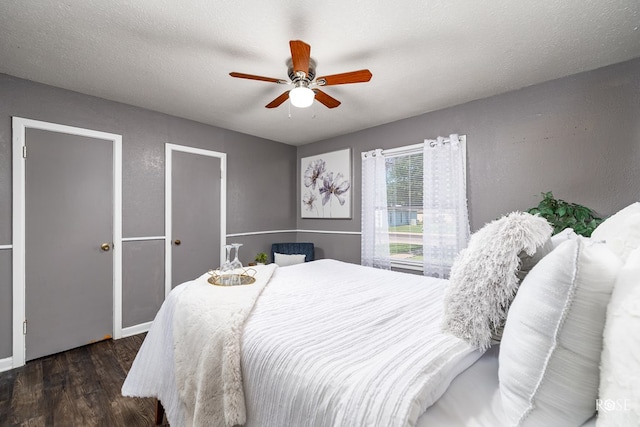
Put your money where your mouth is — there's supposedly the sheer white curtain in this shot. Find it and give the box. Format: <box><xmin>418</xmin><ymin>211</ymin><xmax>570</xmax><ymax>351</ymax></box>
<box><xmin>422</xmin><ymin>134</ymin><xmax>470</xmax><ymax>278</ymax></box>
<box><xmin>361</xmin><ymin>149</ymin><xmax>391</xmax><ymax>269</ymax></box>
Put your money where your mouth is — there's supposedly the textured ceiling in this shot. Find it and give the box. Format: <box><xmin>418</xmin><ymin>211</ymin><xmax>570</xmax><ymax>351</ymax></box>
<box><xmin>1</xmin><ymin>0</ymin><xmax>639</xmax><ymax>145</ymax></box>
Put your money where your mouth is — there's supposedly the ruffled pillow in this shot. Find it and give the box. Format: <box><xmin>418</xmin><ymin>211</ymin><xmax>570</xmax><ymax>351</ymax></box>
<box><xmin>591</xmin><ymin>202</ymin><xmax>640</xmax><ymax>262</ymax></box>
<box><xmin>598</xmin><ymin>246</ymin><xmax>640</xmax><ymax>426</ymax></box>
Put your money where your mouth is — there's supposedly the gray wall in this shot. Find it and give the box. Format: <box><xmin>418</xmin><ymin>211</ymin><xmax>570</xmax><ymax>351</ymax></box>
<box><xmin>296</xmin><ymin>58</ymin><xmax>640</xmax><ymax>261</ymax></box>
<box><xmin>2</xmin><ymin>57</ymin><xmax>639</xmax><ymax>360</ymax></box>
<box><xmin>228</xmin><ymin>232</ymin><xmax>298</xmax><ymax>265</ymax></box>
<box><xmin>0</xmin><ymin>74</ymin><xmax>297</xmax><ymax>359</ymax></box>
<box><xmin>0</xmin><ymin>251</ymin><xmax>10</xmax><ymax>357</ymax></box>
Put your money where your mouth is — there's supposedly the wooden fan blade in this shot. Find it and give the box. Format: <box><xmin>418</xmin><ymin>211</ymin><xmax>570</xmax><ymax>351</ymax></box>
<box><xmin>316</xmin><ymin>69</ymin><xmax>372</xmax><ymax>86</ymax></box>
<box><xmin>290</xmin><ymin>40</ymin><xmax>311</xmax><ymax>76</ymax></box>
<box><xmin>265</xmin><ymin>91</ymin><xmax>291</xmax><ymax>108</ymax></box>
<box><xmin>313</xmin><ymin>89</ymin><xmax>341</xmax><ymax>109</ymax></box>
<box><xmin>229</xmin><ymin>72</ymin><xmax>283</xmax><ymax>84</ymax></box>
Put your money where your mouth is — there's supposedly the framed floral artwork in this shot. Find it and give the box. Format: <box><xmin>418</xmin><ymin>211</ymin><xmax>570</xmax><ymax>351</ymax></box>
<box><xmin>301</xmin><ymin>148</ymin><xmax>352</xmax><ymax>219</ymax></box>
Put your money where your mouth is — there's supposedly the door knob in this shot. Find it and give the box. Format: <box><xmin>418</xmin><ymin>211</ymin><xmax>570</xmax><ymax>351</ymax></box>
<box><xmin>100</xmin><ymin>243</ymin><xmax>111</xmax><ymax>251</ymax></box>
<box><xmin>174</xmin><ymin>239</ymin><xmax>181</xmax><ymax>245</ymax></box>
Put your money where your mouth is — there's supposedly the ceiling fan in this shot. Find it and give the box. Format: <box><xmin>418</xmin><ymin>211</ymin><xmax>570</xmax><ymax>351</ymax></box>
<box><xmin>229</xmin><ymin>40</ymin><xmax>372</xmax><ymax>109</ymax></box>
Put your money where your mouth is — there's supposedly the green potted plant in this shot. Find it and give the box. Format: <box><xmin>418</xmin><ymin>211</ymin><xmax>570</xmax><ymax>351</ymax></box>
<box><xmin>527</xmin><ymin>191</ymin><xmax>603</xmax><ymax>237</ymax></box>
<box><xmin>254</xmin><ymin>252</ymin><xmax>268</xmax><ymax>265</ymax></box>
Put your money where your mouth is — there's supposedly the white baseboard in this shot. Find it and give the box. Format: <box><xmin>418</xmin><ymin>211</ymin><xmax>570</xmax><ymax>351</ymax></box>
<box><xmin>0</xmin><ymin>356</ymin><xmax>13</xmax><ymax>373</ymax></box>
<box><xmin>121</xmin><ymin>321</ymin><xmax>152</xmax><ymax>338</ymax></box>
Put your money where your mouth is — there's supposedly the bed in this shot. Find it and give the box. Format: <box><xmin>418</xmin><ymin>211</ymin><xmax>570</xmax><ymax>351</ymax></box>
<box><xmin>123</xmin><ymin>260</ymin><xmax>483</xmax><ymax>426</ymax></box>
<box><xmin>122</xmin><ymin>204</ymin><xmax>640</xmax><ymax>427</ymax></box>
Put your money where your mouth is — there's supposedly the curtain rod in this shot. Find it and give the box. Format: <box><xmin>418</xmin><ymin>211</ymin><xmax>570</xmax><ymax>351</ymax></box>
<box><xmin>381</xmin><ymin>143</ymin><xmax>423</xmax><ymax>157</ymax></box>
<box><xmin>377</xmin><ymin>135</ymin><xmax>466</xmax><ymax>157</ymax></box>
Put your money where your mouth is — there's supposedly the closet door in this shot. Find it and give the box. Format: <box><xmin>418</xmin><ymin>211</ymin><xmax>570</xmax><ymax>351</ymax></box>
<box><xmin>24</xmin><ymin>128</ymin><xmax>114</xmax><ymax>361</ymax></box>
<box><xmin>166</xmin><ymin>145</ymin><xmax>225</xmax><ymax>290</ymax></box>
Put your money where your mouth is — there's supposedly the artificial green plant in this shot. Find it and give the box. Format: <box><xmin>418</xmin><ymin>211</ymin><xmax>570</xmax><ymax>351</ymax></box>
<box><xmin>255</xmin><ymin>252</ymin><xmax>268</xmax><ymax>264</ymax></box>
<box><xmin>527</xmin><ymin>191</ymin><xmax>603</xmax><ymax>237</ymax></box>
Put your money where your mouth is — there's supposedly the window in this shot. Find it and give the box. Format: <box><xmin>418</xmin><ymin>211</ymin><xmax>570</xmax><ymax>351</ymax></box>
<box><xmin>385</xmin><ymin>147</ymin><xmax>424</xmax><ymax>269</ymax></box>
<box><xmin>362</xmin><ymin>135</ymin><xmax>468</xmax><ymax>276</ymax></box>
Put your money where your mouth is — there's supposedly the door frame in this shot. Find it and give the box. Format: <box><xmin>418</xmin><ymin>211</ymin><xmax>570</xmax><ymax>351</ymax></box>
<box><xmin>164</xmin><ymin>143</ymin><xmax>227</xmax><ymax>297</ymax></box>
<box><xmin>11</xmin><ymin>117</ymin><xmax>123</xmax><ymax>368</ymax></box>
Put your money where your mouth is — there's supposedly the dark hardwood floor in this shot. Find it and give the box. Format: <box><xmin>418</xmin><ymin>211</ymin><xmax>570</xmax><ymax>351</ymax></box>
<box><xmin>0</xmin><ymin>334</ymin><xmax>167</xmax><ymax>426</ymax></box>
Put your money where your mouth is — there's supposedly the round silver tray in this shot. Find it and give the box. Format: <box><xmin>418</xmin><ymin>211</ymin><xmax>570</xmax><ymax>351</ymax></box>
<box><xmin>207</xmin><ymin>268</ymin><xmax>257</xmax><ymax>286</ymax></box>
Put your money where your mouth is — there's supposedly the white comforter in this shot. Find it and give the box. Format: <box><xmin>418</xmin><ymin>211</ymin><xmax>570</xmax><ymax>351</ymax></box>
<box><xmin>123</xmin><ymin>259</ymin><xmax>481</xmax><ymax>427</ymax></box>
<box><xmin>241</xmin><ymin>260</ymin><xmax>481</xmax><ymax>427</ymax></box>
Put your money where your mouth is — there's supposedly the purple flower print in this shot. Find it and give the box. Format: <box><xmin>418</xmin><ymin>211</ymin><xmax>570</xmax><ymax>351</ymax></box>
<box><xmin>319</xmin><ymin>172</ymin><xmax>351</xmax><ymax>206</ymax></box>
<box><xmin>304</xmin><ymin>159</ymin><xmax>326</xmax><ymax>190</ymax></box>
<box><xmin>303</xmin><ymin>191</ymin><xmax>318</xmax><ymax>212</ymax></box>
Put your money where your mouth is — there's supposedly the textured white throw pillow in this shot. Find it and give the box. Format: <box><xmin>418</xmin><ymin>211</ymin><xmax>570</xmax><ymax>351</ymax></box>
<box><xmin>444</xmin><ymin>212</ymin><xmax>553</xmax><ymax>351</ymax></box>
<box><xmin>274</xmin><ymin>252</ymin><xmax>306</xmax><ymax>267</ymax></box>
<box><xmin>591</xmin><ymin>202</ymin><xmax>640</xmax><ymax>262</ymax></box>
<box><xmin>499</xmin><ymin>237</ymin><xmax>622</xmax><ymax>427</ymax></box>
<box><xmin>597</xmin><ymin>247</ymin><xmax>640</xmax><ymax>426</ymax></box>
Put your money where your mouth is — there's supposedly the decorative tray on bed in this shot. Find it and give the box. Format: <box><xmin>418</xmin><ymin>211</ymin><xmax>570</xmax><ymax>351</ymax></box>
<box><xmin>207</xmin><ymin>268</ymin><xmax>257</xmax><ymax>286</ymax></box>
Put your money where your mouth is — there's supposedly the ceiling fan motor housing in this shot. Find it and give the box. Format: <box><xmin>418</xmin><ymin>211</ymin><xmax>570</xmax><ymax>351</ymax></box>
<box><xmin>287</xmin><ymin>58</ymin><xmax>316</xmax><ymax>84</ymax></box>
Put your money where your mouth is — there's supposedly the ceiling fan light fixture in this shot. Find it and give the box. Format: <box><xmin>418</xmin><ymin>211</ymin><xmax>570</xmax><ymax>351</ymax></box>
<box><xmin>289</xmin><ymin>86</ymin><xmax>315</xmax><ymax>108</ymax></box>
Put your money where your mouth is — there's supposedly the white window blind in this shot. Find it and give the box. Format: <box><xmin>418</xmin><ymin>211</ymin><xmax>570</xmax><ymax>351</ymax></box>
<box><xmin>385</xmin><ymin>147</ymin><xmax>424</xmax><ymax>268</ymax></box>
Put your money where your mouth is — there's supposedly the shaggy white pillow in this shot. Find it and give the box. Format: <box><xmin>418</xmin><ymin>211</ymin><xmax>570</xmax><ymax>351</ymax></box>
<box><xmin>443</xmin><ymin>212</ymin><xmax>553</xmax><ymax>351</ymax></box>
<box><xmin>274</xmin><ymin>252</ymin><xmax>306</xmax><ymax>267</ymax></box>
<box><xmin>499</xmin><ymin>237</ymin><xmax>622</xmax><ymax>427</ymax></box>
<box><xmin>591</xmin><ymin>202</ymin><xmax>640</xmax><ymax>262</ymax></box>
<box><xmin>598</xmin><ymin>246</ymin><xmax>640</xmax><ymax>426</ymax></box>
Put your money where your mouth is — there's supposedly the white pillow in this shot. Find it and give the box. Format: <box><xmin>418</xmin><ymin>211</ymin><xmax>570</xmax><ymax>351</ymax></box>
<box><xmin>274</xmin><ymin>252</ymin><xmax>306</xmax><ymax>267</ymax></box>
<box><xmin>591</xmin><ymin>202</ymin><xmax>640</xmax><ymax>262</ymax></box>
<box><xmin>499</xmin><ymin>237</ymin><xmax>622</xmax><ymax>427</ymax></box>
<box><xmin>550</xmin><ymin>227</ymin><xmax>578</xmax><ymax>249</ymax></box>
<box><xmin>598</xmin><ymin>247</ymin><xmax>640</xmax><ymax>426</ymax></box>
